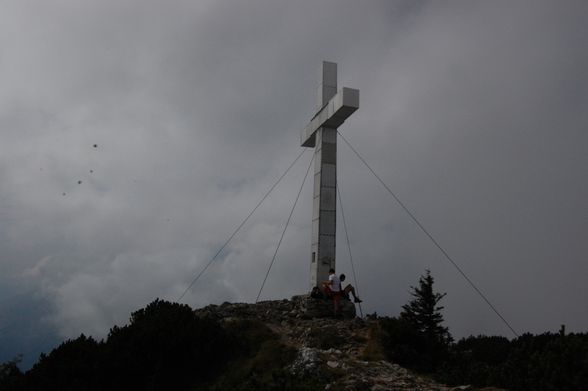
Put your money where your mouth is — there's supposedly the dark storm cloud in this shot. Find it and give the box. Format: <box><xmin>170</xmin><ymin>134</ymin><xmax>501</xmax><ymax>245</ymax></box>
<box><xmin>1</xmin><ymin>0</ymin><xmax>587</xmax><ymax>366</ymax></box>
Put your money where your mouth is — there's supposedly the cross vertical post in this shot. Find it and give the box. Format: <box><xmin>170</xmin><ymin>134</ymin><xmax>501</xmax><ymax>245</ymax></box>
<box><xmin>300</xmin><ymin>61</ymin><xmax>359</xmax><ymax>288</ymax></box>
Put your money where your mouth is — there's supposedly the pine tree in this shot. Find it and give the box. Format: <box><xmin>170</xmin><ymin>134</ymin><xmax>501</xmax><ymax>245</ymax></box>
<box><xmin>400</xmin><ymin>270</ymin><xmax>452</xmax><ymax>345</ymax></box>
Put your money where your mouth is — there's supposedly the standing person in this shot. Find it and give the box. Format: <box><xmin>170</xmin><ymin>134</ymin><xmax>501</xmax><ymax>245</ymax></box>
<box><xmin>339</xmin><ymin>274</ymin><xmax>362</xmax><ymax>303</ymax></box>
<box><xmin>322</xmin><ymin>268</ymin><xmax>342</xmax><ymax>315</ymax></box>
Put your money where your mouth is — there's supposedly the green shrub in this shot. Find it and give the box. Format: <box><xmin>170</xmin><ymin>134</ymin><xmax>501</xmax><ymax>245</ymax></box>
<box><xmin>437</xmin><ymin>332</ymin><xmax>588</xmax><ymax>391</ymax></box>
<box><xmin>10</xmin><ymin>299</ymin><xmax>234</xmax><ymax>391</ymax></box>
<box><xmin>0</xmin><ymin>356</ymin><xmax>24</xmax><ymax>390</ymax></box>
<box><xmin>207</xmin><ymin>319</ymin><xmax>323</xmax><ymax>391</ymax></box>
<box><xmin>378</xmin><ymin>316</ymin><xmax>448</xmax><ymax>372</ymax></box>
<box><xmin>23</xmin><ymin>334</ymin><xmax>102</xmax><ymax>391</ymax></box>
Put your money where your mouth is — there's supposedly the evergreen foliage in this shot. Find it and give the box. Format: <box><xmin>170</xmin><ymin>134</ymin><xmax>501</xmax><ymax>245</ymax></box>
<box><xmin>2</xmin><ymin>300</ymin><xmax>237</xmax><ymax>390</ymax></box>
<box><xmin>374</xmin><ymin>270</ymin><xmax>588</xmax><ymax>391</ymax></box>
<box><xmin>25</xmin><ymin>334</ymin><xmax>102</xmax><ymax>390</ymax></box>
<box><xmin>0</xmin><ymin>299</ymin><xmax>322</xmax><ymax>391</ymax></box>
<box><xmin>2</xmin><ymin>280</ymin><xmax>588</xmax><ymax>391</ymax></box>
<box><xmin>400</xmin><ymin>269</ymin><xmax>452</xmax><ymax>346</ymax></box>
<box><xmin>101</xmin><ymin>299</ymin><xmax>231</xmax><ymax>390</ymax></box>
<box><xmin>209</xmin><ymin>319</ymin><xmax>325</xmax><ymax>391</ymax></box>
<box><xmin>377</xmin><ymin>270</ymin><xmax>452</xmax><ymax>372</ymax></box>
<box><xmin>437</xmin><ymin>331</ymin><xmax>588</xmax><ymax>391</ymax></box>
<box><xmin>0</xmin><ymin>356</ymin><xmax>23</xmax><ymax>388</ymax></box>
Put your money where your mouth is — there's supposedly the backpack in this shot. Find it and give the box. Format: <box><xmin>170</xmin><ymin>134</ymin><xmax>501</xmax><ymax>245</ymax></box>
<box><xmin>310</xmin><ymin>286</ymin><xmax>323</xmax><ymax>299</ymax></box>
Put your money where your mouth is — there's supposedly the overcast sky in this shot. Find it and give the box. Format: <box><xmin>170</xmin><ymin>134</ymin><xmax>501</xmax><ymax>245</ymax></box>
<box><xmin>1</xmin><ymin>0</ymin><xmax>587</xmax><ymax>368</ymax></box>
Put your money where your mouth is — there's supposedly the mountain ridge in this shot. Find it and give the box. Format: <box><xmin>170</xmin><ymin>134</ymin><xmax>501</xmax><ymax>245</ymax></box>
<box><xmin>195</xmin><ymin>295</ymin><xmax>504</xmax><ymax>391</ymax></box>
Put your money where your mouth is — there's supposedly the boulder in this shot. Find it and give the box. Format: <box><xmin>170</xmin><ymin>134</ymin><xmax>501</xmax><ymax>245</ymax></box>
<box><xmin>293</xmin><ymin>294</ymin><xmax>357</xmax><ymax>319</ymax></box>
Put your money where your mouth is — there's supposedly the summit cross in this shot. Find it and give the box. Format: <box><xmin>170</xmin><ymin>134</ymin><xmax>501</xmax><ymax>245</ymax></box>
<box><xmin>300</xmin><ymin>61</ymin><xmax>359</xmax><ymax>288</ymax></box>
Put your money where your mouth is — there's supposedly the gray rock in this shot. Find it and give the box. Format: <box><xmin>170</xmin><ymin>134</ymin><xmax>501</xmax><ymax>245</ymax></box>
<box><xmin>297</xmin><ymin>294</ymin><xmax>357</xmax><ymax>319</ymax></box>
<box><xmin>192</xmin><ymin>296</ymin><xmax>473</xmax><ymax>391</ymax></box>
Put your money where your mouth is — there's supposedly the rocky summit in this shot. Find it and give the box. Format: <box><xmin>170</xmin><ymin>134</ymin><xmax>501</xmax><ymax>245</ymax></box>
<box><xmin>194</xmin><ymin>295</ymin><xmax>504</xmax><ymax>391</ymax></box>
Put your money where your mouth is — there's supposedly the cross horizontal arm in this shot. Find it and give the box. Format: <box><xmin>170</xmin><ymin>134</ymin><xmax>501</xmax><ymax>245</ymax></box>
<box><xmin>301</xmin><ymin>87</ymin><xmax>359</xmax><ymax>147</ymax></box>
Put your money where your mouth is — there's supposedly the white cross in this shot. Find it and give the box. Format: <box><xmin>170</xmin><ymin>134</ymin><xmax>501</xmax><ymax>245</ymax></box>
<box><xmin>300</xmin><ymin>61</ymin><xmax>359</xmax><ymax>288</ymax></box>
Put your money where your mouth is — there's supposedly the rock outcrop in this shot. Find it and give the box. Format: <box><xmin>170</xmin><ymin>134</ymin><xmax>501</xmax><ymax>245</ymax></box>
<box><xmin>194</xmin><ymin>295</ymin><xmax>501</xmax><ymax>391</ymax></box>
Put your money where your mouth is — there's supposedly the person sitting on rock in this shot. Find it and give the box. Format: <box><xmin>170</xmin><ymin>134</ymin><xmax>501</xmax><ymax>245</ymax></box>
<box><xmin>339</xmin><ymin>274</ymin><xmax>362</xmax><ymax>303</ymax></box>
<box><xmin>322</xmin><ymin>268</ymin><xmax>342</xmax><ymax>314</ymax></box>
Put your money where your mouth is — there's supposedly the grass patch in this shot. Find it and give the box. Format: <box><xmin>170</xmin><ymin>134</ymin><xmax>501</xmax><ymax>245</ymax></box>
<box><xmin>361</xmin><ymin>322</ymin><xmax>385</xmax><ymax>361</ymax></box>
<box><xmin>207</xmin><ymin>319</ymin><xmax>325</xmax><ymax>391</ymax></box>
<box><xmin>307</xmin><ymin>328</ymin><xmax>346</xmax><ymax>350</ymax></box>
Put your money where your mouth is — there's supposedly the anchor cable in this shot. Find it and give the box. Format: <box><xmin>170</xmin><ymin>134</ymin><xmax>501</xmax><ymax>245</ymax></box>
<box><xmin>255</xmin><ymin>153</ymin><xmax>315</xmax><ymax>303</ymax></box>
<box><xmin>337</xmin><ymin>130</ymin><xmax>519</xmax><ymax>337</ymax></box>
<box><xmin>337</xmin><ymin>183</ymin><xmax>363</xmax><ymax>318</ymax></box>
<box><xmin>177</xmin><ymin>149</ymin><xmax>307</xmax><ymax>303</ymax></box>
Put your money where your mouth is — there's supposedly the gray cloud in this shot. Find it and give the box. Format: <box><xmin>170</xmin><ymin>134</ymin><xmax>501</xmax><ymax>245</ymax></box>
<box><xmin>1</xmin><ymin>0</ymin><xmax>587</xmax><ymax>366</ymax></box>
